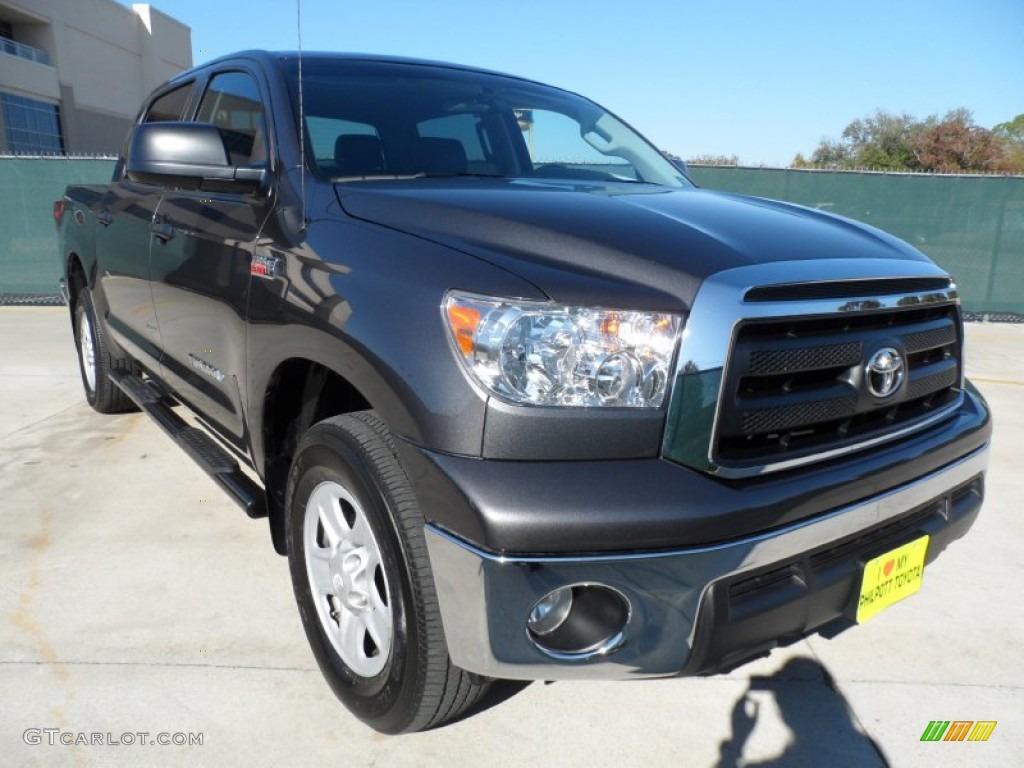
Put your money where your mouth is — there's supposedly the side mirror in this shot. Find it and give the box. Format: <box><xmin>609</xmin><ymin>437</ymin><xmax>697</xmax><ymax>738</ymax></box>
<box><xmin>126</xmin><ymin>121</ymin><xmax>267</xmax><ymax>193</ymax></box>
<box><xmin>670</xmin><ymin>157</ymin><xmax>690</xmax><ymax>177</ymax></box>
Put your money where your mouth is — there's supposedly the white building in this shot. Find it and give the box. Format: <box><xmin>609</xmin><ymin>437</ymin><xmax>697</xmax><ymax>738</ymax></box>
<box><xmin>0</xmin><ymin>0</ymin><xmax>191</xmax><ymax>154</ymax></box>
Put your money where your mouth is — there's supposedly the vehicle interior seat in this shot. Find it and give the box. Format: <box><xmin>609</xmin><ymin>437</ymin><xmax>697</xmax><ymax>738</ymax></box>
<box><xmin>418</xmin><ymin>137</ymin><xmax>467</xmax><ymax>176</ymax></box>
<box><xmin>334</xmin><ymin>134</ymin><xmax>387</xmax><ymax>177</ymax></box>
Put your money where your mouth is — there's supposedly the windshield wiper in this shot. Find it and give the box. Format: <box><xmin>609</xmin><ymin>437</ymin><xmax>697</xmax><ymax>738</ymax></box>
<box><xmin>418</xmin><ymin>172</ymin><xmax>507</xmax><ymax>179</ymax></box>
<box><xmin>334</xmin><ymin>172</ymin><xmax>507</xmax><ymax>182</ymax></box>
<box><xmin>334</xmin><ymin>173</ymin><xmax>429</xmax><ymax>182</ymax></box>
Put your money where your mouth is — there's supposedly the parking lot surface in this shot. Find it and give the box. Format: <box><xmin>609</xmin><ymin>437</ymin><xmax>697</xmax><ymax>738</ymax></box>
<box><xmin>1</xmin><ymin>307</ymin><xmax>1022</xmax><ymax>767</ymax></box>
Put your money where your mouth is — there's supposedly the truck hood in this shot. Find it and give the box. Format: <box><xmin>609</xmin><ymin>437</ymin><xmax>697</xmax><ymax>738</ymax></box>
<box><xmin>334</xmin><ymin>179</ymin><xmax>929</xmax><ymax>310</ymax></box>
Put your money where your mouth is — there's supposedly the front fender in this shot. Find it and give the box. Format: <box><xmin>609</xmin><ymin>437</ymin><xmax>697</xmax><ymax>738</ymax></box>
<box><xmin>245</xmin><ymin>213</ymin><xmax>544</xmax><ymax>467</ymax></box>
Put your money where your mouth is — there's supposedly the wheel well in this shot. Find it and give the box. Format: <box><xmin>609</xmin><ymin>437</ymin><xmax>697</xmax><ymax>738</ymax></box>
<box><xmin>67</xmin><ymin>254</ymin><xmax>86</xmax><ymax>312</ymax></box>
<box><xmin>263</xmin><ymin>359</ymin><xmax>372</xmax><ymax>554</ymax></box>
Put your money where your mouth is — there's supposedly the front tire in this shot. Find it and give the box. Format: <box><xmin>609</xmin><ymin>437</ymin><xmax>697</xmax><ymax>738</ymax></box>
<box><xmin>73</xmin><ymin>288</ymin><xmax>135</xmax><ymax>414</ymax></box>
<box><xmin>285</xmin><ymin>411</ymin><xmax>489</xmax><ymax>733</ymax></box>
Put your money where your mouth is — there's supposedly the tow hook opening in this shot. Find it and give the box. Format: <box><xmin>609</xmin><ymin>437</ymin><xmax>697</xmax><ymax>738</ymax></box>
<box><xmin>526</xmin><ymin>584</ymin><xmax>630</xmax><ymax>659</ymax></box>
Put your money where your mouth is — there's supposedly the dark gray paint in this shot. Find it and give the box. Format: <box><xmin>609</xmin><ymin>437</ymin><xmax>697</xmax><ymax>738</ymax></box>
<box><xmin>60</xmin><ymin>50</ymin><xmax>990</xmax><ymax>554</ymax></box>
<box><xmin>400</xmin><ymin>390</ymin><xmax>988</xmax><ymax>554</ymax></box>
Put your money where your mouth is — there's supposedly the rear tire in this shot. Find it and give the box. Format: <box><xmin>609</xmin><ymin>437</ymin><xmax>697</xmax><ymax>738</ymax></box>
<box><xmin>285</xmin><ymin>411</ymin><xmax>490</xmax><ymax>733</ymax></box>
<box><xmin>73</xmin><ymin>288</ymin><xmax>135</xmax><ymax>414</ymax></box>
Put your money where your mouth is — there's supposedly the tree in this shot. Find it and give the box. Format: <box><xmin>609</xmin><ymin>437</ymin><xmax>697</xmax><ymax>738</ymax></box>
<box><xmin>796</xmin><ymin>108</ymin><xmax>1024</xmax><ymax>173</ymax></box>
<box><xmin>686</xmin><ymin>153</ymin><xmax>739</xmax><ymax>166</ymax></box>
<box><xmin>910</xmin><ymin>109</ymin><xmax>1009</xmax><ymax>172</ymax></box>
<box><xmin>802</xmin><ymin>110</ymin><xmax>919</xmax><ymax>170</ymax></box>
<box><xmin>993</xmin><ymin>114</ymin><xmax>1024</xmax><ymax>171</ymax></box>
<box><xmin>809</xmin><ymin>137</ymin><xmax>853</xmax><ymax>168</ymax></box>
<box><xmin>994</xmin><ymin>114</ymin><xmax>1024</xmax><ymax>142</ymax></box>
<box><xmin>840</xmin><ymin>110</ymin><xmax>920</xmax><ymax>170</ymax></box>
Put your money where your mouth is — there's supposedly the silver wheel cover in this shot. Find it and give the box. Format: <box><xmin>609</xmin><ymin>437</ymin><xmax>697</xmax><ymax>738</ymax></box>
<box><xmin>303</xmin><ymin>480</ymin><xmax>393</xmax><ymax>677</ymax></box>
<box><xmin>78</xmin><ymin>309</ymin><xmax>97</xmax><ymax>393</ymax></box>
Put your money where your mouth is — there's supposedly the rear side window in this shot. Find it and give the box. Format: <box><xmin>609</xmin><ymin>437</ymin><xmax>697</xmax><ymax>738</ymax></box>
<box><xmin>144</xmin><ymin>83</ymin><xmax>193</xmax><ymax>122</ymax></box>
<box><xmin>196</xmin><ymin>71</ymin><xmax>268</xmax><ymax>165</ymax></box>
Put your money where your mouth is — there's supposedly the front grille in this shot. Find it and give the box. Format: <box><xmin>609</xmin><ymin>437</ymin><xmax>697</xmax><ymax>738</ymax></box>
<box><xmin>715</xmin><ymin>302</ymin><xmax>962</xmax><ymax>467</ymax></box>
<box><xmin>749</xmin><ymin>341</ymin><xmax>862</xmax><ymax>375</ymax></box>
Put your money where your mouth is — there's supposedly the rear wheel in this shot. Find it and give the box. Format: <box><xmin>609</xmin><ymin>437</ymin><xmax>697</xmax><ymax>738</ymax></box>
<box><xmin>285</xmin><ymin>411</ymin><xmax>490</xmax><ymax>733</ymax></box>
<box><xmin>73</xmin><ymin>288</ymin><xmax>135</xmax><ymax>413</ymax></box>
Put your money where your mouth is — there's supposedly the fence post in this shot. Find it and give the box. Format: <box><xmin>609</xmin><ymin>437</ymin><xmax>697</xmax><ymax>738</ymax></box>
<box><xmin>982</xmin><ymin>181</ymin><xmax>1008</xmax><ymax>310</ymax></box>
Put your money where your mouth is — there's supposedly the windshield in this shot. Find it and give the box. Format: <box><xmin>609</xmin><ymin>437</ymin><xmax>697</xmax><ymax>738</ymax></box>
<box><xmin>282</xmin><ymin>57</ymin><xmax>689</xmax><ymax>187</ymax></box>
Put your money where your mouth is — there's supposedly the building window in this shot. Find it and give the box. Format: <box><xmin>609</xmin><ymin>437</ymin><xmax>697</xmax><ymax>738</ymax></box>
<box><xmin>1</xmin><ymin>92</ymin><xmax>64</xmax><ymax>154</ymax></box>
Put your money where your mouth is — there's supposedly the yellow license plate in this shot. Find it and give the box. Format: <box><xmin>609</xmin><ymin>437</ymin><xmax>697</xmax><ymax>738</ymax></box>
<box><xmin>856</xmin><ymin>536</ymin><xmax>929</xmax><ymax>623</ymax></box>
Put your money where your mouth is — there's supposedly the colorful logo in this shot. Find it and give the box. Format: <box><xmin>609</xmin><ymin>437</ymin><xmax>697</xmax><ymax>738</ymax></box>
<box><xmin>920</xmin><ymin>720</ymin><xmax>997</xmax><ymax>742</ymax></box>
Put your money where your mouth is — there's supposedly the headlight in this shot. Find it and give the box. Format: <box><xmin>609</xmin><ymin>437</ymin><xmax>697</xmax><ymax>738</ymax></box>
<box><xmin>443</xmin><ymin>291</ymin><xmax>683</xmax><ymax>407</ymax></box>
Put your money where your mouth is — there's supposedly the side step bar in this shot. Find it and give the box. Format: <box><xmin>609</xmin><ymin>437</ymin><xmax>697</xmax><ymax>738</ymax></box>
<box><xmin>111</xmin><ymin>371</ymin><xmax>268</xmax><ymax>519</ymax></box>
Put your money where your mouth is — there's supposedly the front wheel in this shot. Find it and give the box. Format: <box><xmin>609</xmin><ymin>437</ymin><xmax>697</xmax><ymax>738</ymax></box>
<box><xmin>285</xmin><ymin>411</ymin><xmax>489</xmax><ymax>733</ymax></box>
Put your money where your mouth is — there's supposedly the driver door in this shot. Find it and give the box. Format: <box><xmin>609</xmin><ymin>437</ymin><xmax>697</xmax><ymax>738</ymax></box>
<box><xmin>149</xmin><ymin>69</ymin><xmax>273</xmax><ymax>447</ymax></box>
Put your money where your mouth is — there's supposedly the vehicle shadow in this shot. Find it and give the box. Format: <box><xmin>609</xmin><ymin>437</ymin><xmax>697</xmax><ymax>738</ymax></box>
<box><xmin>448</xmin><ymin>679</ymin><xmax>533</xmax><ymax>726</ymax></box>
<box><xmin>714</xmin><ymin>656</ymin><xmax>889</xmax><ymax>767</ymax></box>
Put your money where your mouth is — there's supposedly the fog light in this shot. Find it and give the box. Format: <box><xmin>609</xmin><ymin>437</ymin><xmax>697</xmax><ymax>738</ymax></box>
<box><xmin>526</xmin><ymin>583</ymin><xmax>631</xmax><ymax>659</ymax></box>
<box><xmin>527</xmin><ymin>587</ymin><xmax>574</xmax><ymax>636</ymax></box>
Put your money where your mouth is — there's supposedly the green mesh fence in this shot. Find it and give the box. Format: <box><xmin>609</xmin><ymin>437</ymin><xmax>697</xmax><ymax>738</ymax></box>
<box><xmin>1</xmin><ymin>159</ymin><xmax>1021</xmax><ymax>315</ymax></box>
<box><xmin>0</xmin><ymin>157</ymin><xmax>115</xmax><ymax>303</ymax></box>
<box><xmin>689</xmin><ymin>167</ymin><xmax>1024</xmax><ymax>317</ymax></box>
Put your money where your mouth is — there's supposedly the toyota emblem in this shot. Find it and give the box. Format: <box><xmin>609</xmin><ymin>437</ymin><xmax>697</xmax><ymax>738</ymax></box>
<box><xmin>865</xmin><ymin>347</ymin><xmax>905</xmax><ymax>398</ymax></box>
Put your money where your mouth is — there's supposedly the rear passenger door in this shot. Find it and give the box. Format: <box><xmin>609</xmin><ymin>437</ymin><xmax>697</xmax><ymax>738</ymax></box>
<box><xmin>149</xmin><ymin>68</ymin><xmax>273</xmax><ymax>447</ymax></box>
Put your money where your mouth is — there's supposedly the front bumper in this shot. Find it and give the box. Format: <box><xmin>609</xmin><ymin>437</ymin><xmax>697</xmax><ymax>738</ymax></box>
<box><xmin>400</xmin><ymin>388</ymin><xmax>989</xmax><ymax>555</ymax></box>
<box><xmin>424</xmin><ymin>444</ymin><xmax>988</xmax><ymax>680</ymax></box>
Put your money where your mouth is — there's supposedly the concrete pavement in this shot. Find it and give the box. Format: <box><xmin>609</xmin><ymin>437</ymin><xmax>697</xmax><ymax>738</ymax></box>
<box><xmin>1</xmin><ymin>307</ymin><xmax>1021</xmax><ymax>767</ymax></box>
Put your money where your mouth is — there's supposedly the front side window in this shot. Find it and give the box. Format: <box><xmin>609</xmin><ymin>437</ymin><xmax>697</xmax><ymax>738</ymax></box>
<box><xmin>196</xmin><ymin>71</ymin><xmax>268</xmax><ymax>165</ymax></box>
<box><xmin>1</xmin><ymin>92</ymin><xmax>63</xmax><ymax>154</ymax></box>
<box><xmin>283</xmin><ymin>58</ymin><xmax>689</xmax><ymax>187</ymax></box>
<box><xmin>144</xmin><ymin>83</ymin><xmax>194</xmax><ymax>123</ymax></box>
<box><xmin>519</xmin><ymin>108</ymin><xmax>640</xmax><ymax>181</ymax></box>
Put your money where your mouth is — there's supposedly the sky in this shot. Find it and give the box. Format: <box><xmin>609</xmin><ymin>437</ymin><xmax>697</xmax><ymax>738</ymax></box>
<box><xmin>131</xmin><ymin>0</ymin><xmax>1024</xmax><ymax>166</ymax></box>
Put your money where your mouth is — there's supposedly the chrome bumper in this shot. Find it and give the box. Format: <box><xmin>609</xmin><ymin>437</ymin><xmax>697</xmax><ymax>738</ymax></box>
<box><xmin>424</xmin><ymin>443</ymin><xmax>989</xmax><ymax>680</ymax></box>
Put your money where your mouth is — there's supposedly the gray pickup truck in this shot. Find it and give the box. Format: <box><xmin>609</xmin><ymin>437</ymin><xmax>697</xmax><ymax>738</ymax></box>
<box><xmin>58</xmin><ymin>51</ymin><xmax>991</xmax><ymax>733</ymax></box>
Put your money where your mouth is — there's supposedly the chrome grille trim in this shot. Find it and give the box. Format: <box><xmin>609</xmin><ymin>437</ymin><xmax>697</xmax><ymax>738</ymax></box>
<box><xmin>664</xmin><ymin>259</ymin><xmax>962</xmax><ymax>478</ymax></box>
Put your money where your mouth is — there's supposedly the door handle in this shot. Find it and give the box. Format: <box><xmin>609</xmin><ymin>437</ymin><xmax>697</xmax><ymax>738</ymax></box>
<box><xmin>97</xmin><ymin>210</ymin><xmax>113</xmax><ymax>227</ymax></box>
<box><xmin>151</xmin><ymin>217</ymin><xmax>175</xmax><ymax>242</ymax></box>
